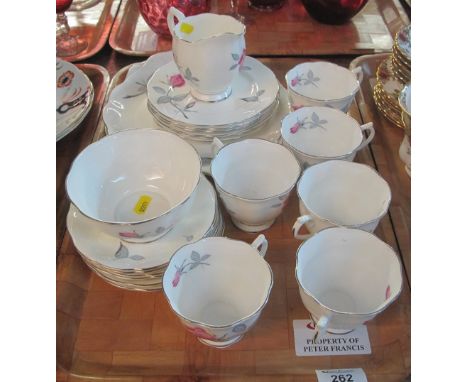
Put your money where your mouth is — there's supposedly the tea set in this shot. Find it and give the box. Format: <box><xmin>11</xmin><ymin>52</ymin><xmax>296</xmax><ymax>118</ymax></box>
<box><xmin>65</xmin><ymin>8</ymin><xmax>403</xmax><ymax>347</ymax></box>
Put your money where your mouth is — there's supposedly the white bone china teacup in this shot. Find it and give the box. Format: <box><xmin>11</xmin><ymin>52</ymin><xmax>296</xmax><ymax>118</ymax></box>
<box><xmin>281</xmin><ymin>106</ymin><xmax>375</xmax><ymax>168</ymax></box>
<box><xmin>211</xmin><ymin>139</ymin><xmax>301</xmax><ymax>232</ymax></box>
<box><xmin>296</xmin><ymin>227</ymin><xmax>403</xmax><ymax>334</ymax></box>
<box><xmin>163</xmin><ymin>235</ymin><xmax>273</xmax><ymax>348</ymax></box>
<box><xmin>285</xmin><ymin>62</ymin><xmax>362</xmax><ymax>112</ymax></box>
<box><xmin>293</xmin><ymin>160</ymin><xmax>391</xmax><ymax>239</ymax></box>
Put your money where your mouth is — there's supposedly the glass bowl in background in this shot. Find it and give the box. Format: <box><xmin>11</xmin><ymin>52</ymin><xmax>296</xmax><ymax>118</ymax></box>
<box><xmin>300</xmin><ymin>0</ymin><xmax>369</xmax><ymax>25</ymax></box>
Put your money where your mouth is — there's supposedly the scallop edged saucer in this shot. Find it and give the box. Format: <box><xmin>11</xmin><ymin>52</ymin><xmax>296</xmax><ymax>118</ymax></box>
<box><xmin>67</xmin><ymin>175</ymin><xmax>217</xmax><ymax>270</ymax></box>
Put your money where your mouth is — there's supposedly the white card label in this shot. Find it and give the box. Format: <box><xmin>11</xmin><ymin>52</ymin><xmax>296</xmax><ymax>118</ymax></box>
<box><xmin>293</xmin><ymin>320</ymin><xmax>371</xmax><ymax>356</ymax></box>
<box><xmin>316</xmin><ymin>368</ymin><xmax>368</xmax><ymax>382</ymax></box>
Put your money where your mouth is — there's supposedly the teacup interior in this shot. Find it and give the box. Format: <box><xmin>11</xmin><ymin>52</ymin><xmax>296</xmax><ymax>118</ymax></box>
<box><xmin>298</xmin><ymin>160</ymin><xmax>390</xmax><ymax>226</ymax></box>
<box><xmin>175</xmin><ymin>14</ymin><xmax>244</xmax><ymax>42</ymax></box>
<box><xmin>164</xmin><ymin>237</ymin><xmax>272</xmax><ymax>326</ymax></box>
<box><xmin>297</xmin><ymin>228</ymin><xmax>402</xmax><ymax>314</ymax></box>
<box><xmin>282</xmin><ymin>107</ymin><xmax>363</xmax><ymax>157</ymax></box>
<box><xmin>66</xmin><ymin>130</ymin><xmax>200</xmax><ymax>223</ymax></box>
<box><xmin>211</xmin><ymin>139</ymin><xmax>300</xmax><ymax>199</ymax></box>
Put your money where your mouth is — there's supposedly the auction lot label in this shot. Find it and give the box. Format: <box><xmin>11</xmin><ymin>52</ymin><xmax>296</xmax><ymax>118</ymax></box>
<box><xmin>293</xmin><ymin>320</ymin><xmax>371</xmax><ymax>356</ymax></box>
<box><xmin>316</xmin><ymin>368</ymin><xmax>368</xmax><ymax>382</ymax></box>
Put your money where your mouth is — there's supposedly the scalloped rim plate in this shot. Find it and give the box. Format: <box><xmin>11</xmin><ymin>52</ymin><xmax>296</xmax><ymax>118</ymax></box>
<box><xmin>67</xmin><ymin>175</ymin><xmax>217</xmax><ymax>270</ymax></box>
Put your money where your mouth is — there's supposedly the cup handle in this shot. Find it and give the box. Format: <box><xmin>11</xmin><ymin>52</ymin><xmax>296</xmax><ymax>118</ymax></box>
<box><xmin>251</xmin><ymin>234</ymin><xmax>268</xmax><ymax>257</ymax></box>
<box><xmin>351</xmin><ymin>67</ymin><xmax>363</xmax><ymax>84</ymax></box>
<box><xmin>356</xmin><ymin>122</ymin><xmax>375</xmax><ymax>151</ymax></box>
<box><xmin>293</xmin><ymin>215</ymin><xmax>315</xmax><ymax>240</ymax></box>
<box><xmin>315</xmin><ymin>316</ymin><xmax>329</xmax><ymax>339</ymax></box>
<box><xmin>211</xmin><ymin>137</ymin><xmax>224</xmax><ymax>158</ymax></box>
<box><xmin>167</xmin><ymin>7</ymin><xmax>186</xmax><ymax>37</ymax></box>
<box><xmin>310</xmin><ymin>314</ymin><xmax>330</xmax><ymax>340</ymax></box>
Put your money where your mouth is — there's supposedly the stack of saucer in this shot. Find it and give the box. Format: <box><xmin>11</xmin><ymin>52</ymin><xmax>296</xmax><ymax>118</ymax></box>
<box><xmin>373</xmin><ymin>57</ymin><xmax>406</xmax><ymax>129</ymax></box>
<box><xmin>391</xmin><ymin>25</ymin><xmax>411</xmax><ymax>85</ymax></box>
<box><xmin>67</xmin><ymin>175</ymin><xmax>224</xmax><ymax>291</ymax></box>
<box><xmin>372</xmin><ymin>25</ymin><xmax>410</xmax><ymax>129</ymax></box>
<box><xmin>146</xmin><ymin>56</ymin><xmax>280</xmax><ymax>143</ymax></box>
<box><xmin>56</xmin><ymin>59</ymin><xmax>94</xmax><ymax>141</ymax></box>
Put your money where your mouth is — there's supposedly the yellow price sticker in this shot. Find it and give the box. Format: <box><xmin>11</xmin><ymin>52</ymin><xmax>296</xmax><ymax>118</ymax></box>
<box><xmin>180</xmin><ymin>22</ymin><xmax>194</xmax><ymax>34</ymax></box>
<box><xmin>134</xmin><ymin>195</ymin><xmax>152</xmax><ymax>215</ymax></box>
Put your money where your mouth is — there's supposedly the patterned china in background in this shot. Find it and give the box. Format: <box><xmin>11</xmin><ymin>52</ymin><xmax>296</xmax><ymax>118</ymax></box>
<box><xmin>56</xmin><ymin>59</ymin><xmax>94</xmax><ymax>141</ymax></box>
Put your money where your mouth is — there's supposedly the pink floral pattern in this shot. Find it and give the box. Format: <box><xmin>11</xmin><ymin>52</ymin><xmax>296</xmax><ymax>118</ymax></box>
<box><xmin>290</xmin><ymin>69</ymin><xmax>320</xmax><ymax>88</ymax></box>
<box><xmin>152</xmin><ymin>74</ymin><xmax>197</xmax><ymax>119</ymax></box>
<box><xmin>288</xmin><ymin>112</ymin><xmax>328</xmax><ymax>134</ymax></box>
<box><xmin>291</xmin><ymin>105</ymin><xmax>304</xmax><ymax>111</ymax></box>
<box><xmin>187</xmin><ymin>325</ymin><xmax>217</xmax><ymax>340</ymax></box>
<box><xmin>118</xmin><ymin>226</ymin><xmax>167</xmax><ymax>239</ymax></box>
<box><xmin>290</xmin><ymin>121</ymin><xmax>301</xmax><ymax>134</ymax></box>
<box><xmin>172</xmin><ymin>270</ymin><xmax>182</xmax><ymax>287</ymax></box>
<box><xmin>230</xmin><ymin>49</ymin><xmax>250</xmax><ymax>71</ymax></box>
<box><xmin>185</xmin><ymin>323</ymin><xmax>247</xmax><ymax>341</ymax></box>
<box><xmin>169</xmin><ymin>74</ymin><xmax>185</xmax><ymax>88</ymax></box>
<box><xmin>171</xmin><ymin>251</ymin><xmax>211</xmax><ymax>287</ymax></box>
<box><xmin>238</xmin><ymin>49</ymin><xmax>246</xmax><ymax>66</ymax></box>
<box><xmin>385</xmin><ymin>285</ymin><xmax>391</xmax><ymax>299</ymax></box>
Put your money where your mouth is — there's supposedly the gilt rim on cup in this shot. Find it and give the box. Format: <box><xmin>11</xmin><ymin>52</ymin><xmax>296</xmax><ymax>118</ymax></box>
<box><xmin>285</xmin><ymin>63</ymin><xmax>360</xmax><ymax>103</ymax></box>
<box><xmin>296</xmin><ymin>160</ymin><xmax>392</xmax><ymax>229</ymax></box>
<box><xmin>210</xmin><ymin>138</ymin><xmax>301</xmax><ymax>202</ymax></box>
<box><xmin>162</xmin><ymin>236</ymin><xmax>274</xmax><ymax>329</ymax></box>
<box><xmin>65</xmin><ymin>129</ymin><xmax>203</xmax><ymax>227</ymax></box>
<box><xmin>171</xmin><ymin>14</ymin><xmax>246</xmax><ymax>44</ymax></box>
<box><xmin>280</xmin><ymin>107</ymin><xmax>366</xmax><ymax>160</ymax></box>
<box><xmin>295</xmin><ymin>226</ymin><xmax>403</xmax><ymax>316</ymax></box>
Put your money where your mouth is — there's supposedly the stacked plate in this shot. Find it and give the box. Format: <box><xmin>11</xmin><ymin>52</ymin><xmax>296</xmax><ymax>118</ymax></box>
<box><xmin>102</xmin><ymin>52</ymin><xmax>290</xmax><ymax>166</ymax></box>
<box><xmin>391</xmin><ymin>25</ymin><xmax>411</xmax><ymax>85</ymax></box>
<box><xmin>56</xmin><ymin>59</ymin><xmax>94</xmax><ymax>141</ymax></box>
<box><xmin>373</xmin><ymin>57</ymin><xmax>406</xmax><ymax>129</ymax></box>
<box><xmin>66</xmin><ymin>175</ymin><xmax>224</xmax><ymax>291</ymax></box>
<box><xmin>146</xmin><ymin>56</ymin><xmax>280</xmax><ymax>143</ymax></box>
<box><xmin>372</xmin><ymin>25</ymin><xmax>410</xmax><ymax>129</ymax></box>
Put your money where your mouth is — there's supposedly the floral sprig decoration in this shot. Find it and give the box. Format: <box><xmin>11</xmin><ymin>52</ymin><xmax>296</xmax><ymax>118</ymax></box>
<box><xmin>290</xmin><ymin>69</ymin><xmax>320</xmax><ymax>88</ymax></box>
<box><xmin>172</xmin><ymin>251</ymin><xmax>211</xmax><ymax>287</ymax></box>
<box><xmin>289</xmin><ymin>112</ymin><xmax>328</xmax><ymax>134</ymax></box>
<box><xmin>152</xmin><ymin>74</ymin><xmax>197</xmax><ymax>119</ymax></box>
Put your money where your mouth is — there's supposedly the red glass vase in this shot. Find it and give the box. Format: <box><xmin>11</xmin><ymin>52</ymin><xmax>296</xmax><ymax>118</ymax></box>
<box><xmin>137</xmin><ymin>0</ymin><xmax>210</xmax><ymax>38</ymax></box>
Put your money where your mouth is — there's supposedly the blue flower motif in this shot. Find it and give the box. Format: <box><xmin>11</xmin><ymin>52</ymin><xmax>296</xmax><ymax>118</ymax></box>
<box><xmin>233</xmin><ymin>323</ymin><xmax>247</xmax><ymax>333</ymax></box>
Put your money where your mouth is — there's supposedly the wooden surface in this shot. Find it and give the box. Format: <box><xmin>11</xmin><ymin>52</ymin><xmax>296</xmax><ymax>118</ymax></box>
<box><xmin>108</xmin><ymin>0</ymin><xmax>409</xmax><ymax>57</ymax></box>
<box><xmin>350</xmin><ymin>54</ymin><xmax>411</xmax><ymax>283</ymax></box>
<box><xmin>56</xmin><ymin>64</ymin><xmax>109</xmax><ymax>254</ymax></box>
<box><xmin>56</xmin><ymin>57</ymin><xmax>410</xmax><ymax>381</ymax></box>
